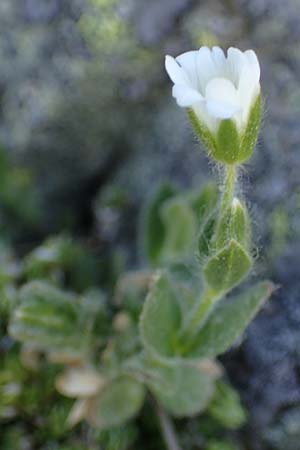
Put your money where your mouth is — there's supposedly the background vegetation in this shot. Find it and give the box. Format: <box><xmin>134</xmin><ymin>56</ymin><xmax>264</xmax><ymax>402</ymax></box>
<box><xmin>1</xmin><ymin>0</ymin><xmax>300</xmax><ymax>449</ymax></box>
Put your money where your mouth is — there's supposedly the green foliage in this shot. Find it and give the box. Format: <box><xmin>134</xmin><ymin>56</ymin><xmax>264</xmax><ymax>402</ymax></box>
<box><xmin>23</xmin><ymin>235</ymin><xmax>101</xmax><ymax>292</ymax></box>
<box><xmin>9</xmin><ymin>281</ymin><xmax>108</xmax><ymax>358</ymax></box>
<box><xmin>208</xmin><ymin>381</ymin><xmax>247</xmax><ymax>429</ymax></box>
<box><xmin>0</xmin><ymin>148</ymin><xmax>41</xmax><ymax>238</ymax></box>
<box><xmin>147</xmin><ymin>359</ymin><xmax>215</xmax><ymax>417</ymax></box>
<box><xmin>160</xmin><ymin>198</ymin><xmax>197</xmax><ymax>262</ymax></box>
<box><xmin>187</xmin><ymin>281</ymin><xmax>273</xmax><ymax>358</ymax></box>
<box><xmin>143</xmin><ymin>184</ymin><xmax>177</xmax><ymax>265</ymax></box>
<box><xmin>95</xmin><ymin>424</ymin><xmax>138</xmax><ymax>450</ymax></box>
<box><xmin>143</xmin><ymin>182</ymin><xmax>219</xmax><ymax>267</ymax></box>
<box><xmin>140</xmin><ymin>273</ymin><xmax>181</xmax><ymax>359</ymax></box>
<box><xmin>215</xmin><ymin>199</ymin><xmax>251</xmax><ymax>251</ymax></box>
<box><xmin>89</xmin><ymin>377</ymin><xmax>145</xmax><ymax>429</ymax></box>
<box><xmin>204</xmin><ymin>239</ymin><xmax>252</xmax><ymax>294</ymax></box>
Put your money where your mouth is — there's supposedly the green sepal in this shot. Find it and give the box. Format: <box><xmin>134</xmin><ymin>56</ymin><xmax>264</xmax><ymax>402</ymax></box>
<box><xmin>204</xmin><ymin>239</ymin><xmax>252</xmax><ymax>293</ymax></box>
<box><xmin>89</xmin><ymin>376</ymin><xmax>145</xmax><ymax>429</ymax></box>
<box><xmin>187</xmin><ymin>108</ymin><xmax>217</xmax><ymax>156</ymax></box>
<box><xmin>188</xmin><ymin>95</ymin><xmax>261</xmax><ymax>165</ymax></box>
<box><xmin>239</xmin><ymin>94</ymin><xmax>262</xmax><ymax>163</ymax></box>
<box><xmin>215</xmin><ymin>119</ymin><xmax>240</xmax><ymax>164</ymax></box>
<box><xmin>186</xmin><ymin>281</ymin><xmax>274</xmax><ymax>358</ymax></box>
<box><xmin>142</xmin><ymin>184</ymin><xmax>176</xmax><ymax>266</ymax></box>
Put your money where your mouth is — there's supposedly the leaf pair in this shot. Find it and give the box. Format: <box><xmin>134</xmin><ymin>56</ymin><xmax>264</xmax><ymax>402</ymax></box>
<box><xmin>140</xmin><ymin>272</ymin><xmax>274</xmax><ymax>360</ymax></box>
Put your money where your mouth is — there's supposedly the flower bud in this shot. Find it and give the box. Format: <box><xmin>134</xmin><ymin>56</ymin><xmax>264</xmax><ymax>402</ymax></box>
<box><xmin>165</xmin><ymin>47</ymin><xmax>261</xmax><ymax>164</ymax></box>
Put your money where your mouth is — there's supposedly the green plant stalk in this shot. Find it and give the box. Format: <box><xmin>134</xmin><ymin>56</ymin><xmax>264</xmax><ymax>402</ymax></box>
<box><xmin>152</xmin><ymin>397</ymin><xmax>183</xmax><ymax>450</ymax></box>
<box><xmin>179</xmin><ymin>164</ymin><xmax>238</xmax><ymax>351</ymax></box>
<box><xmin>217</xmin><ymin>165</ymin><xmax>237</xmax><ymax>228</ymax></box>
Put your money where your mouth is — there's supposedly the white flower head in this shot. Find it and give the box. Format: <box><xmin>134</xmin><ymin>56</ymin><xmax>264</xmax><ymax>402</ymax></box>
<box><xmin>166</xmin><ymin>47</ymin><xmax>261</xmax><ymax>164</ymax></box>
<box><xmin>165</xmin><ymin>46</ymin><xmax>260</xmax><ymax>133</ymax></box>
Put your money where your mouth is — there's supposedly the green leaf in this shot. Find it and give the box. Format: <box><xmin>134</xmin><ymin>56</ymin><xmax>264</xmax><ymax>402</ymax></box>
<box><xmin>208</xmin><ymin>380</ymin><xmax>247</xmax><ymax>429</ymax></box>
<box><xmin>239</xmin><ymin>94</ymin><xmax>262</xmax><ymax>163</ymax></box>
<box><xmin>198</xmin><ymin>211</ymin><xmax>217</xmax><ymax>265</ymax></box>
<box><xmin>148</xmin><ymin>360</ymin><xmax>216</xmax><ymax>417</ymax></box>
<box><xmin>142</xmin><ymin>184</ymin><xmax>176</xmax><ymax>266</ymax></box>
<box><xmin>88</xmin><ymin>377</ymin><xmax>145</xmax><ymax>429</ymax></box>
<box><xmin>204</xmin><ymin>239</ymin><xmax>252</xmax><ymax>293</ymax></box>
<box><xmin>96</xmin><ymin>424</ymin><xmax>138</xmax><ymax>450</ymax></box>
<box><xmin>215</xmin><ymin>199</ymin><xmax>251</xmax><ymax>251</ymax></box>
<box><xmin>160</xmin><ymin>198</ymin><xmax>196</xmax><ymax>263</ymax></box>
<box><xmin>230</xmin><ymin>199</ymin><xmax>251</xmax><ymax>249</ymax></box>
<box><xmin>139</xmin><ymin>273</ymin><xmax>181</xmax><ymax>359</ymax></box>
<box><xmin>9</xmin><ymin>281</ymin><xmax>84</xmax><ymax>355</ymax></box>
<box><xmin>216</xmin><ymin>119</ymin><xmax>240</xmax><ymax>164</ymax></box>
<box><xmin>187</xmin><ymin>281</ymin><xmax>274</xmax><ymax>358</ymax></box>
<box><xmin>188</xmin><ymin>182</ymin><xmax>218</xmax><ymax>228</ymax></box>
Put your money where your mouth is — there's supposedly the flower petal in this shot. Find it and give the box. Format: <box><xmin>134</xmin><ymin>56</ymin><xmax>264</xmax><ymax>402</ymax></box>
<box><xmin>172</xmin><ymin>84</ymin><xmax>203</xmax><ymax>107</ymax></box>
<box><xmin>244</xmin><ymin>49</ymin><xmax>260</xmax><ymax>84</ymax></box>
<box><xmin>196</xmin><ymin>46</ymin><xmax>219</xmax><ymax>92</ymax></box>
<box><xmin>205</xmin><ymin>77</ymin><xmax>241</xmax><ymax>119</ymax></box>
<box><xmin>211</xmin><ymin>46</ymin><xmax>226</xmax><ymax>72</ymax></box>
<box><xmin>176</xmin><ymin>50</ymin><xmax>199</xmax><ymax>89</ymax></box>
<box><xmin>165</xmin><ymin>55</ymin><xmax>189</xmax><ymax>85</ymax></box>
<box><xmin>227</xmin><ymin>47</ymin><xmax>246</xmax><ymax>87</ymax></box>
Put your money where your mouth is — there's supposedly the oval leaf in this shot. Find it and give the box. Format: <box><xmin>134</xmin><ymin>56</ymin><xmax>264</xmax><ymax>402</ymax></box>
<box><xmin>148</xmin><ymin>360</ymin><xmax>216</xmax><ymax>417</ymax></box>
<box><xmin>204</xmin><ymin>239</ymin><xmax>252</xmax><ymax>293</ymax></box>
<box><xmin>187</xmin><ymin>281</ymin><xmax>274</xmax><ymax>358</ymax></box>
<box><xmin>88</xmin><ymin>377</ymin><xmax>145</xmax><ymax>429</ymax></box>
<box><xmin>139</xmin><ymin>273</ymin><xmax>181</xmax><ymax>359</ymax></box>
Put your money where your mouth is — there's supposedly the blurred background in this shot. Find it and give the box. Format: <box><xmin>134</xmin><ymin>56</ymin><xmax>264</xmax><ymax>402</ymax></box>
<box><xmin>1</xmin><ymin>0</ymin><xmax>300</xmax><ymax>449</ymax></box>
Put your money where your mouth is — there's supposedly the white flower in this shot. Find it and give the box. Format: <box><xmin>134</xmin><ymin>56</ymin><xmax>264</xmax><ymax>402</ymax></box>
<box><xmin>165</xmin><ymin>46</ymin><xmax>260</xmax><ymax>133</ymax></box>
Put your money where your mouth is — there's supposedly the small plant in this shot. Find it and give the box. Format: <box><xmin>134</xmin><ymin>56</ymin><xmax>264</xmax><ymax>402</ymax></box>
<box><xmin>6</xmin><ymin>46</ymin><xmax>274</xmax><ymax>450</ymax></box>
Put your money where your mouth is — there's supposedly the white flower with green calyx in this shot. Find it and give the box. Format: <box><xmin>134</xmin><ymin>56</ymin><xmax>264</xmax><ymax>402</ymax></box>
<box><xmin>165</xmin><ymin>46</ymin><xmax>261</xmax><ymax>165</ymax></box>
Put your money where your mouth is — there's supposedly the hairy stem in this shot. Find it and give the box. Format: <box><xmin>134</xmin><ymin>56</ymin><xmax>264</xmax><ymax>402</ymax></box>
<box><xmin>178</xmin><ymin>164</ymin><xmax>238</xmax><ymax>352</ymax></box>
<box><xmin>216</xmin><ymin>164</ymin><xmax>237</xmax><ymax>237</ymax></box>
<box><xmin>220</xmin><ymin>165</ymin><xmax>236</xmax><ymax>212</ymax></box>
<box><xmin>153</xmin><ymin>399</ymin><xmax>183</xmax><ymax>450</ymax></box>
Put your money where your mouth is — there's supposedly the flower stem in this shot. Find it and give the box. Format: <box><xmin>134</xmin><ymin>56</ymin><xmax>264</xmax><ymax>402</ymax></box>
<box><xmin>178</xmin><ymin>164</ymin><xmax>238</xmax><ymax>352</ymax></box>
<box><xmin>152</xmin><ymin>398</ymin><xmax>183</xmax><ymax>450</ymax></box>
<box><xmin>219</xmin><ymin>164</ymin><xmax>237</xmax><ymax>217</ymax></box>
